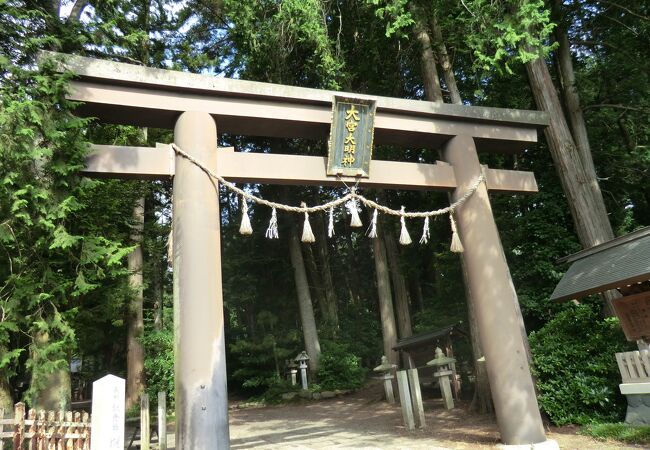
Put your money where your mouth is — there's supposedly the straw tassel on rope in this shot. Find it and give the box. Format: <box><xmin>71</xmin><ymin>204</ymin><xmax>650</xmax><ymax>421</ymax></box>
<box><xmin>265</xmin><ymin>207</ymin><xmax>279</xmax><ymax>239</ymax></box>
<box><xmin>449</xmin><ymin>212</ymin><xmax>464</xmax><ymax>253</ymax></box>
<box><xmin>367</xmin><ymin>209</ymin><xmax>378</xmax><ymax>238</ymax></box>
<box><xmin>239</xmin><ymin>196</ymin><xmax>253</xmax><ymax>235</ymax></box>
<box><xmin>301</xmin><ymin>202</ymin><xmax>315</xmax><ymax>243</ymax></box>
<box><xmin>347</xmin><ymin>189</ymin><xmax>362</xmax><ymax>227</ymax></box>
<box><xmin>419</xmin><ymin>216</ymin><xmax>430</xmax><ymax>244</ymax></box>
<box><xmin>399</xmin><ymin>206</ymin><xmax>412</xmax><ymax>245</ymax></box>
<box><xmin>328</xmin><ymin>206</ymin><xmax>335</xmax><ymax>238</ymax></box>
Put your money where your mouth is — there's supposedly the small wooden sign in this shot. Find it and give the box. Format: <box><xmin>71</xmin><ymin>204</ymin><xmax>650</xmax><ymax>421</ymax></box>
<box><xmin>612</xmin><ymin>291</ymin><xmax>650</xmax><ymax>341</ymax></box>
<box><xmin>327</xmin><ymin>96</ymin><xmax>376</xmax><ymax>177</ymax></box>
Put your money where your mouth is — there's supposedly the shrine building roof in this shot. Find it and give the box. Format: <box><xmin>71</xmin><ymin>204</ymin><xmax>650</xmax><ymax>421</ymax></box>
<box><xmin>551</xmin><ymin>227</ymin><xmax>650</xmax><ymax>302</ymax></box>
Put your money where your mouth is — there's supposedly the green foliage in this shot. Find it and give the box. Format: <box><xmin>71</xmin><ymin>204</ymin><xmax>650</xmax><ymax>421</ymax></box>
<box><xmin>367</xmin><ymin>0</ymin><xmax>414</xmax><ymax>38</ymax></box>
<box><xmin>183</xmin><ymin>0</ymin><xmax>345</xmax><ymax>89</ymax></box>
<box><xmin>0</xmin><ymin>55</ymin><xmax>135</xmax><ymax>404</ymax></box>
<box><xmin>141</xmin><ymin>324</ymin><xmax>175</xmax><ymax>409</ymax></box>
<box><xmin>529</xmin><ymin>304</ymin><xmax>634</xmax><ymax>425</ymax></box>
<box><xmin>229</xmin><ymin>312</ymin><xmax>301</xmax><ymax>395</ymax></box>
<box><xmin>259</xmin><ymin>377</ymin><xmax>300</xmax><ymax>404</ymax></box>
<box><xmin>315</xmin><ymin>342</ymin><xmax>366</xmax><ymax>391</ymax></box>
<box><xmin>368</xmin><ymin>0</ymin><xmax>555</xmax><ymax>74</ymax></box>
<box><xmin>460</xmin><ymin>0</ymin><xmax>556</xmax><ymax>73</ymax></box>
<box><xmin>579</xmin><ymin>422</ymin><xmax>650</xmax><ymax>445</ymax></box>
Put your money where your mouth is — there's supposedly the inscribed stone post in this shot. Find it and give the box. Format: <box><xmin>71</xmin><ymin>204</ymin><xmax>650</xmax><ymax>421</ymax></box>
<box><xmin>90</xmin><ymin>375</ymin><xmax>125</xmax><ymax>450</ymax></box>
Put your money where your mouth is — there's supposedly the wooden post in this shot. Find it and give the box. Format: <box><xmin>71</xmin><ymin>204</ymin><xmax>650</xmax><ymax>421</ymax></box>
<box><xmin>173</xmin><ymin>111</ymin><xmax>229</xmax><ymax>448</ymax></box>
<box><xmin>56</xmin><ymin>410</ymin><xmax>64</xmax><ymax>449</ymax></box>
<box><xmin>407</xmin><ymin>369</ymin><xmax>426</xmax><ymax>428</ymax></box>
<box><xmin>82</xmin><ymin>411</ymin><xmax>90</xmax><ymax>450</ymax></box>
<box><xmin>28</xmin><ymin>409</ymin><xmax>36</xmax><ymax>448</ymax></box>
<box><xmin>47</xmin><ymin>410</ymin><xmax>55</xmax><ymax>448</ymax></box>
<box><xmin>158</xmin><ymin>392</ymin><xmax>167</xmax><ymax>450</ymax></box>
<box><xmin>65</xmin><ymin>411</ymin><xmax>73</xmax><ymax>450</ymax></box>
<box><xmin>441</xmin><ymin>135</ymin><xmax>547</xmax><ymax>445</ymax></box>
<box><xmin>140</xmin><ymin>394</ymin><xmax>150</xmax><ymax>450</ymax></box>
<box><xmin>15</xmin><ymin>409</ymin><xmax>21</xmax><ymax>448</ymax></box>
<box><xmin>396</xmin><ymin>370</ymin><xmax>415</xmax><ymax>431</ymax></box>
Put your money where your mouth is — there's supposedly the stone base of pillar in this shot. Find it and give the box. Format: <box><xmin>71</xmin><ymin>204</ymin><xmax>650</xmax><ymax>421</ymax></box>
<box><xmin>623</xmin><ymin>393</ymin><xmax>650</xmax><ymax>425</ymax></box>
<box><xmin>496</xmin><ymin>439</ymin><xmax>559</xmax><ymax>450</ymax></box>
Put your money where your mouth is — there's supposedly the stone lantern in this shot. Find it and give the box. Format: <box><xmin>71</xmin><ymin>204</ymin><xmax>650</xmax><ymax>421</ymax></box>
<box><xmin>295</xmin><ymin>351</ymin><xmax>310</xmax><ymax>390</ymax></box>
<box><xmin>373</xmin><ymin>355</ymin><xmax>397</xmax><ymax>403</ymax></box>
<box><xmin>286</xmin><ymin>359</ymin><xmax>298</xmax><ymax>386</ymax></box>
<box><xmin>427</xmin><ymin>347</ymin><xmax>456</xmax><ymax>409</ymax></box>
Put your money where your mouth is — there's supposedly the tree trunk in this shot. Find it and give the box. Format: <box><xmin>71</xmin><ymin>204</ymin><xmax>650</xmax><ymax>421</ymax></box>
<box><xmin>382</xmin><ymin>225</ymin><xmax>412</xmax><ymax>339</ymax></box>
<box><xmin>145</xmin><ymin>189</ymin><xmax>164</xmax><ymax>332</ymax></box>
<box><xmin>341</xmin><ymin>206</ymin><xmax>362</xmax><ymax>303</ymax></box>
<box><xmin>526</xmin><ymin>56</ymin><xmax>613</xmax><ymax>247</ymax></box>
<box><xmin>548</xmin><ymin>2</ymin><xmax>621</xmax><ymax>313</ymax></box>
<box><xmin>303</xmin><ymin>241</ymin><xmax>328</xmax><ymax>320</ymax></box>
<box><xmin>551</xmin><ymin>0</ymin><xmax>597</xmax><ymax>175</ymax></box>
<box><xmin>526</xmin><ymin>53</ymin><xmax>618</xmax><ymax>315</ymax></box>
<box><xmin>152</xmin><ymin>261</ymin><xmax>163</xmax><ymax>331</ymax></box>
<box><xmin>0</xmin><ymin>354</ymin><xmax>12</xmax><ymax>413</ymax></box>
<box><xmin>288</xmin><ymin>224</ymin><xmax>322</xmax><ymax>372</ymax></box>
<box><xmin>31</xmin><ymin>332</ymin><xmax>70</xmax><ymax>411</ymax></box>
<box><xmin>410</xmin><ymin>4</ymin><xmax>443</xmax><ymax>103</ymax></box>
<box><xmin>372</xmin><ymin>225</ymin><xmax>399</xmax><ymax>366</ymax></box>
<box><xmin>410</xmin><ymin>274</ymin><xmax>425</xmax><ymax>313</ymax></box>
<box><xmin>126</xmin><ymin>196</ymin><xmax>146</xmax><ymax>411</ymax></box>
<box><xmin>314</xmin><ymin>212</ymin><xmax>339</xmax><ymax>333</ymax></box>
<box><xmin>246</xmin><ymin>304</ymin><xmax>257</xmax><ymax>340</ymax></box>
<box><xmin>429</xmin><ymin>15</ymin><xmax>462</xmax><ymax>105</ymax></box>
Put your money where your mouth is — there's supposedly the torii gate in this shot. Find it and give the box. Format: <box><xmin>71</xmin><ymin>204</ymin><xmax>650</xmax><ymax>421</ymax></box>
<box><xmin>47</xmin><ymin>52</ymin><xmax>556</xmax><ymax>449</ymax></box>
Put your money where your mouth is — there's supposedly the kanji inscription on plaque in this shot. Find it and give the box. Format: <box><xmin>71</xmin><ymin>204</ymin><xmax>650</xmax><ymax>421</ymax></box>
<box><xmin>327</xmin><ymin>96</ymin><xmax>376</xmax><ymax>177</ymax></box>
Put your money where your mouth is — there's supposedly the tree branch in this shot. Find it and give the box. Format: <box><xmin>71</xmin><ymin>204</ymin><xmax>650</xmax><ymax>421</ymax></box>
<box><xmin>599</xmin><ymin>1</ymin><xmax>650</xmax><ymax>22</ymax></box>
<box><xmin>584</xmin><ymin>103</ymin><xmax>650</xmax><ymax>114</ymax></box>
<box><xmin>67</xmin><ymin>0</ymin><xmax>89</xmax><ymax>23</ymax></box>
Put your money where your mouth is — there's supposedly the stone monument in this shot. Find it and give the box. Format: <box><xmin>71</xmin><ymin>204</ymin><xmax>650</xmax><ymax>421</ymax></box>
<box><xmin>91</xmin><ymin>374</ymin><xmax>125</xmax><ymax>450</ymax></box>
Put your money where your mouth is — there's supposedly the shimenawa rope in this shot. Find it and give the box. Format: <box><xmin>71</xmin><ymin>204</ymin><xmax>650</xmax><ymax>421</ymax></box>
<box><xmin>169</xmin><ymin>143</ymin><xmax>485</xmax><ymax>251</ymax></box>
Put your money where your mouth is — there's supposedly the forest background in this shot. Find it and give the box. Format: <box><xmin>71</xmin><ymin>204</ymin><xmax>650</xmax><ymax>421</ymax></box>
<box><xmin>0</xmin><ymin>0</ymin><xmax>648</xmax><ymax>428</ymax></box>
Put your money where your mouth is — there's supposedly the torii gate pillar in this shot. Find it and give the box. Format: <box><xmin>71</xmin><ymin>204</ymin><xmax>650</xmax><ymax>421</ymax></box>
<box><xmin>173</xmin><ymin>111</ymin><xmax>229</xmax><ymax>448</ymax></box>
<box><xmin>442</xmin><ymin>136</ymin><xmax>546</xmax><ymax>446</ymax></box>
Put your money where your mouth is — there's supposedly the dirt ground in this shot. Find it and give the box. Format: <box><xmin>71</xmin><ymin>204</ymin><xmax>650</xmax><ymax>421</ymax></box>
<box><xmin>228</xmin><ymin>382</ymin><xmax>644</xmax><ymax>450</ymax></box>
<box><xmin>151</xmin><ymin>382</ymin><xmax>647</xmax><ymax>449</ymax></box>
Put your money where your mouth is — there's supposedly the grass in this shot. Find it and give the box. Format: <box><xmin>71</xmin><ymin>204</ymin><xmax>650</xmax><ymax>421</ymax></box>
<box><xmin>580</xmin><ymin>422</ymin><xmax>650</xmax><ymax>445</ymax></box>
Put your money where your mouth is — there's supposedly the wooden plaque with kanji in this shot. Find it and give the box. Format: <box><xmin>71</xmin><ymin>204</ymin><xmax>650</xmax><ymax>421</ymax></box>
<box><xmin>327</xmin><ymin>96</ymin><xmax>376</xmax><ymax>177</ymax></box>
<box><xmin>612</xmin><ymin>291</ymin><xmax>650</xmax><ymax>341</ymax></box>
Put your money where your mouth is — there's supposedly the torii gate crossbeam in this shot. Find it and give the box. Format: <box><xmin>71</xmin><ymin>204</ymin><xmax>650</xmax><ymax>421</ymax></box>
<box><xmin>45</xmin><ymin>52</ymin><xmax>557</xmax><ymax>449</ymax></box>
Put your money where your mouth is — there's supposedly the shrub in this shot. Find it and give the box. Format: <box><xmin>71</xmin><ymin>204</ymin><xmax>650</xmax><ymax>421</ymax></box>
<box><xmin>142</xmin><ymin>327</ymin><xmax>175</xmax><ymax>409</ymax></box>
<box><xmin>261</xmin><ymin>377</ymin><xmax>300</xmax><ymax>404</ymax></box>
<box><xmin>315</xmin><ymin>342</ymin><xmax>366</xmax><ymax>391</ymax></box>
<box><xmin>529</xmin><ymin>303</ymin><xmax>634</xmax><ymax>425</ymax></box>
<box><xmin>229</xmin><ymin>333</ymin><xmax>299</xmax><ymax>396</ymax></box>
